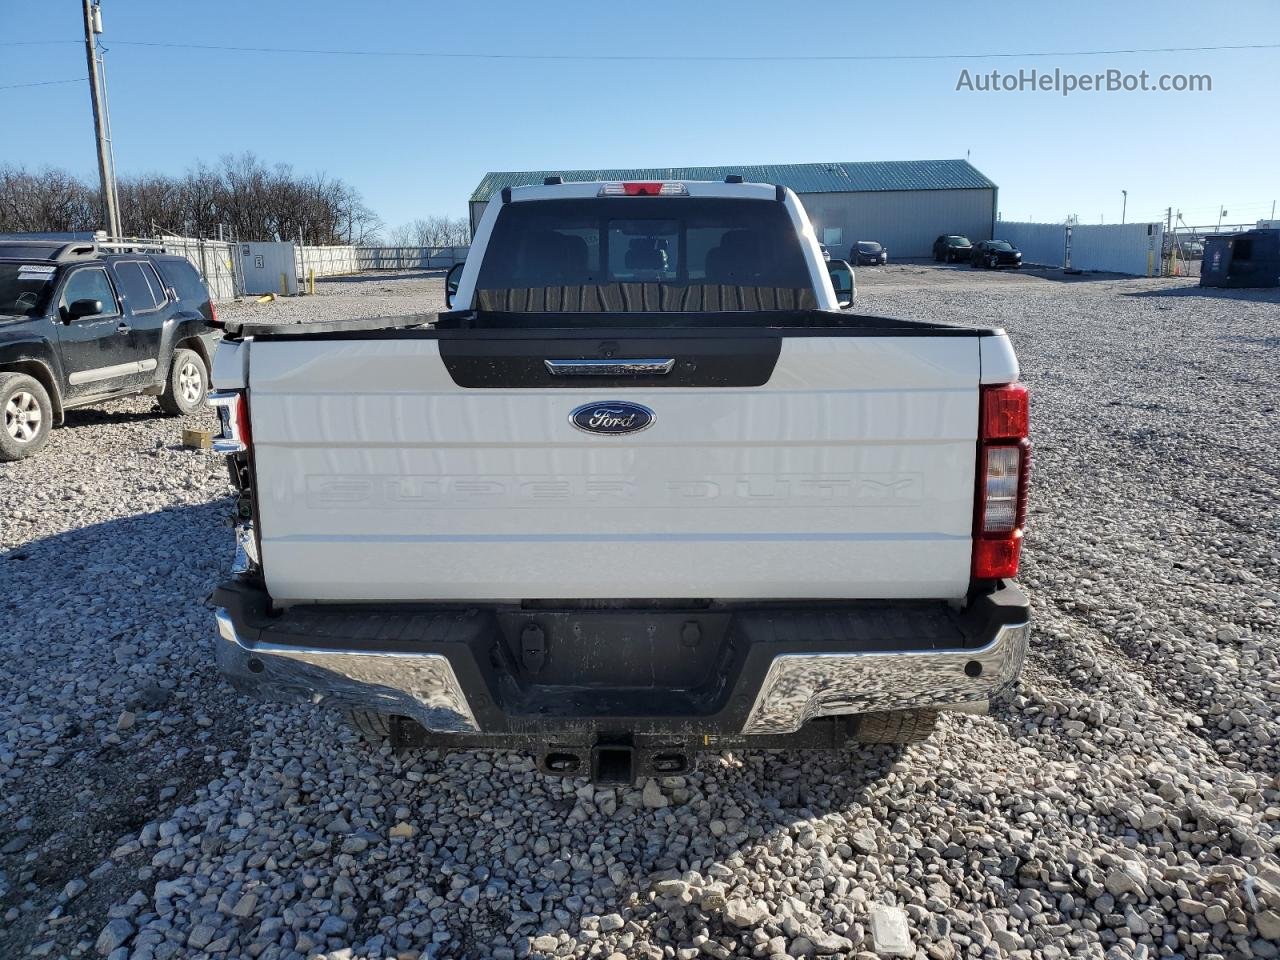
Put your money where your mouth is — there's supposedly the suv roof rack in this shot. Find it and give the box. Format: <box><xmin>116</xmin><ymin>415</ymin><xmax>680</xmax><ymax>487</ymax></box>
<box><xmin>53</xmin><ymin>242</ymin><xmax>99</xmax><ymax>262</ymax></box>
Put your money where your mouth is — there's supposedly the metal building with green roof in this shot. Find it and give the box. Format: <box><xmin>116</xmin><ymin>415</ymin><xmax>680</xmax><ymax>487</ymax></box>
<box><xmin>468</xmin><ymin>159</ymin><xmax>997</xmax><ymax>259</ymax></box>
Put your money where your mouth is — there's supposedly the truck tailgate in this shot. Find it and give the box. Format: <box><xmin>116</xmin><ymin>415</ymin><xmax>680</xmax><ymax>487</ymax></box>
<box><xmin>246</xmin><ymin>333</ymin><xmax>980</xmax><ymax>603</ymax></box>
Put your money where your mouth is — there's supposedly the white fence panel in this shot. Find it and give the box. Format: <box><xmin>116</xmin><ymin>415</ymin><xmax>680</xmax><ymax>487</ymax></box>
<box><xmin>357</xmin><ymin>246</ymin><xmax>468</xmax><ymax>270</ymax></box>
<box><xmin>296</xmin><ymin>244</ymin><xmax>359</xmax><ymax>279</ymax></box>
<box><xmin>1069</xmin><ymin>223</ymin><xmax>1163</xmax><ymax>276</ymax></box>
<box><xmin>996</xmin><ymin>223</ymin><xmax>1066</xmax><ymax>269</ymax></box>
<box><xmin>997</xmin><ymin>221</ymin><xmax>1163</xmax><ymax>275</ymax></box>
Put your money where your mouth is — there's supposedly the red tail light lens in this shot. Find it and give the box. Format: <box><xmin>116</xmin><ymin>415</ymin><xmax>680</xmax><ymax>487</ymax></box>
<box><xmin>598</xmin><ymin>181</ymin><xmax>690</xmax><ymax>197</ymax></box>
<box><xmin>982</xmin><ymin>382</ymin><xmax>1028</xmax><ymax>440</ymax></box>
<box><xmin>208</xmin><ymin>300</ymin><xmax>221</xmax><ymax>329</ymax></box>
<box><xmin>973</xmin><ymin>383</ymin><xmax>1031</xmax><ymax>580</ymax></box>
<box><xmin>973</xmin><ymin>535</ymin><xmax>1023</xmax><ymax>581</ymax></box>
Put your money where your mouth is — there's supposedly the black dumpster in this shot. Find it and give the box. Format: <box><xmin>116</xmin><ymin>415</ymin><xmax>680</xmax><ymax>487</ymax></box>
<box><xmin>1199</xmin><ymin>235</ymin><xmax>1234</xmax><ymax>286</ymax></box>
<box><xmin>1200</xmin><ymin>229</ymin><xmax>1280</xmax><ymax>288</ymax></box>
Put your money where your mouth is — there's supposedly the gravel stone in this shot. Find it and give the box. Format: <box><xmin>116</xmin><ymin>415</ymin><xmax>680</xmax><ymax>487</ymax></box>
<box><xmin>723</xmin><ymin>898</ymin><xmax>770</xmax><ymax>928</ymax></box>
<box><xmin>1104</xmin><ymin>861</ymin><xmax>1147</xmax><ymax>898</ymax></box>
<box><xmin>868</xmin><ymin>904</ymin><xmax>912</xmax><ymax>957</ymax></box>
<box><xmin>641</xmin><ymin>778</ymin><xmax>669</xmax><ymax>809</ymax></box>
<box><xmin>94</xmin><ymin>919</ymin><xmax>133</xmax><ymax>955</ymax></box>
<box><xmin>1256</xmin><ymin>910</ymin><xmax>1280</xmax><ymax>939</ymax></box>
<box><xmin>848</xmin><ymin>827</ymin><xmax>877</xmax><ymax>855</ymax></box>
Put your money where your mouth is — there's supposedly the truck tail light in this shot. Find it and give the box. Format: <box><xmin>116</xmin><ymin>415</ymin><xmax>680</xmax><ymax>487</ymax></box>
<box><xmin>208</xmin><ymin>300</ymin><xmax>221</xmax><ymax>329</ymax></box>
<box><xmin>208</xmin><ymin>390</ymin><xmax>251</xmax><ymax>454</ymax></box>
<box><xmin>982</xmin><ymin>381</ymin><xmax>1028</xmax><ymax>439</ymax></box>
<box><xmin>598</xmin><ymin>181</ymin><xmax>689</xmax><ymax>197</ymax></box>
<box><xmin>973</xmin><ymin>383</ymin><xmax>1031</xmax><ymax>580</ymax></box>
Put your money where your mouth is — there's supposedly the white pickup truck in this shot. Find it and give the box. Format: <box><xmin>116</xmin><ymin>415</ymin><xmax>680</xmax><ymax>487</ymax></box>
<box><xmin>209</xmin><ymin>178</ymin><xmax>1031</xmax><ymax>783</ymax></box>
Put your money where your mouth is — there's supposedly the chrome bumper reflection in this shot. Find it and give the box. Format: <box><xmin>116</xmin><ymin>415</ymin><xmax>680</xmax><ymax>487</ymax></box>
<box><xmin>215</xmin><ymin>608</ymin><xmax>480</xmax><ymax>733</ymax></box>
<box><xmin>230</xmin><ymin>522</ymin><xmax>259</xmax><ymax>575</ymax></box>
<box><xmin>742</xmin><ymin>622</ymin><xmax>1030</xmax><ymax>735</ymax></box>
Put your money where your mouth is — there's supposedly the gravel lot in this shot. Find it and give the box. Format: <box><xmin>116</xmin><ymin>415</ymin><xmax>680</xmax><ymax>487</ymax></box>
<box><xmin>2</xmin><ymin>265</ymin><xmax>1277</xmax><ymax>960</ymax></box>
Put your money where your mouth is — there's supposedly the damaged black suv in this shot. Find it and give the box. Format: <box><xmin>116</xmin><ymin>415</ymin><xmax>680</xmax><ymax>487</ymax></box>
<box><xmin>0</xmin><ymin>240</ymin><xmax>219</xmax><ymax>460</ymax></box>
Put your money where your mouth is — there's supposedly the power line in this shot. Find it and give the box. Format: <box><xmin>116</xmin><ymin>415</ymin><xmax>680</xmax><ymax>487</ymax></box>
<box><xmin>108</xmin><ymin>39</ymin><xmax>1280</xmax><ymax>63</ymax></box>
<box><xmin>0</xmin><ymin>77</ymin><xmax>88</xmax><ymax>91</ymax></box>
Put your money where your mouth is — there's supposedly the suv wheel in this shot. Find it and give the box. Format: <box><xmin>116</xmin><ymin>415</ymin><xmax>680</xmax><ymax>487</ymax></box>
<box><xmin>0</xmin><ymin>373</ymin><xmax>53</xmax><ymax>461</ymax></box>
<box><xmin>159</xmin><ymin>348</ymin><xmax>208</xmax><ymax>416</ymax></box>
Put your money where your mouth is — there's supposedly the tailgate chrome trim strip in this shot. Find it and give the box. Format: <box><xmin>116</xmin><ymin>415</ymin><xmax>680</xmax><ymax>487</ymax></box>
<box><xmin>742</xmin><ymin>622</ymin><xmax>1030</xmax><ymax>735</ymax></box>
<box><xmin>544</xmin><ymin>358</ymin><xmax>675</xmax><ymax>376</ymax></box>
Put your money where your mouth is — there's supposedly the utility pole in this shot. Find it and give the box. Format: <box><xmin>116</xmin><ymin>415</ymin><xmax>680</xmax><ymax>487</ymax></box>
<box><xmin>82</xmin><ymin>0</ymin><xmax>120</xmax><ymax>237</ymax></box>
<box><xmin>1121</xmin><ymin>190</ymin><xmax>1127</xmax><ymax>225</ymax></box>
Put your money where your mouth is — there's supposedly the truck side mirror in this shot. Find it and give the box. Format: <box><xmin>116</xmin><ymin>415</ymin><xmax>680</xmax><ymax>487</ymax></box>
<box><xmin>63</xmin><ymin>298</ymin><xmax>103</xmax><ymax>321</ymax></box>
<box><xmin>444</xmin><ymin>262</ymin><xmax>464</xmax><ymax>309</ymax></box>
<box><xmin>826</xmin><ymin>260</ymin><xmax>855</xmax><ymax>308</ymax></box>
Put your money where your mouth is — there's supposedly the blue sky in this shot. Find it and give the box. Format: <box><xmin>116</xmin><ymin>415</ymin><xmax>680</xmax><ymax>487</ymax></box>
<box><xmin>2</xmin><ymin>0</ymin><xmax>1277</xmax><ymax>233</ymax></box>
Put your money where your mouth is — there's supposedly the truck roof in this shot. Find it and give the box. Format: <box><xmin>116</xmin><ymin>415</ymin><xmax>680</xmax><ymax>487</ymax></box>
<box><xmin>498</xmin><ymin>179</ymin><xmax>784</xmax><ymax>204</ymax></box>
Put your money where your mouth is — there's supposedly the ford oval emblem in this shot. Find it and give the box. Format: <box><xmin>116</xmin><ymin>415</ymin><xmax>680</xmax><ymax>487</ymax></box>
<box><xmin>569</xmin><ymin>401</ymin><xmax>655</xmax><ymax>436</ymax></box>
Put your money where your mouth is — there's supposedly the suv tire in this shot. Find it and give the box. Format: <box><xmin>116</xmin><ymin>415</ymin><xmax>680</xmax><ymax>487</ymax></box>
<box><xmin>159</xmin><ymin>348</ymin><xmax>208</xmax><ymax>416</ymax></box>
<box><xmin>0</xmin><ymin>373</ymin><xmax>53</xmax><ymax>461</ymax></box>
<box><xmin>855</xmin><ymin>709</ymin><xmax>938</xmax><ymax>744</ymax></box>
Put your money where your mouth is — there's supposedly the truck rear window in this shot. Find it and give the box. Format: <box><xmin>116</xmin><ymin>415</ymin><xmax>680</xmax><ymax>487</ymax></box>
<box><xmin>474</xmin><ymin>198</ymin><xmax>816</xmax><ymax>313</ymax></box>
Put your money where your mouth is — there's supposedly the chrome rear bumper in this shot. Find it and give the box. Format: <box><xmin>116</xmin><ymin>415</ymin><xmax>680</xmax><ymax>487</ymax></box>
<box><xmin>213</xmin><ymin>581</ymin><xmax>1029</xmax><ymax>740</ymax></box>
<box><xmin>215</xmin><ymin>609</ymin><xmax>480</xmax><ymax>733</ymax></box>
<box><xmin>741</xmin><ymin>622</ymin><xmax>1029</xmax><ymax>734</ymax></box>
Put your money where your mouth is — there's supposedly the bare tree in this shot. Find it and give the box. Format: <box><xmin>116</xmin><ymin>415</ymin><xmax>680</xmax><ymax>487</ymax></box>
<box><xmin>0</xmin><ymin>166</ymin><xmax>98</xmax><ymax>233</ymax></box>
<box><xmin>1</xmin><ymin>160</ymin><xmax>415</xmax><ymax>247</ymax></box>
<box><xmin>385</xmin><ymin>222</ymin><xmax>416</xmax><ymax>246</ymax></box>
<box><xmin>383</xmin><ymin>215</ymin><xmax>470</xmax><ymax>248</ymax></box>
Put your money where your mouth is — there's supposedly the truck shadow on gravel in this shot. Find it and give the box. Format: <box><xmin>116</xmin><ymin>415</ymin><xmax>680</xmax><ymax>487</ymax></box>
<box><xmin>59</xmin><ymin>406</ymin><xmax>173</xmax><ymax>429</ymax></box>
<box><xmin>0</xmin><ymin>501</ymin><xmax>251</xmax><ymax>958</ymax></box>
<box><xmin>1122</xmin><ymin>285</ymin><xmax>1280</xmax><ymax>302</ymax></box>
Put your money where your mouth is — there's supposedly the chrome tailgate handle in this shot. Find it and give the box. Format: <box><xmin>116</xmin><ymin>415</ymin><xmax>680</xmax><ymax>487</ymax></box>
<box><xmin>544</xmin><ymin>358</ymin><xmax>675</xmax><ymax>376</ymax></box>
